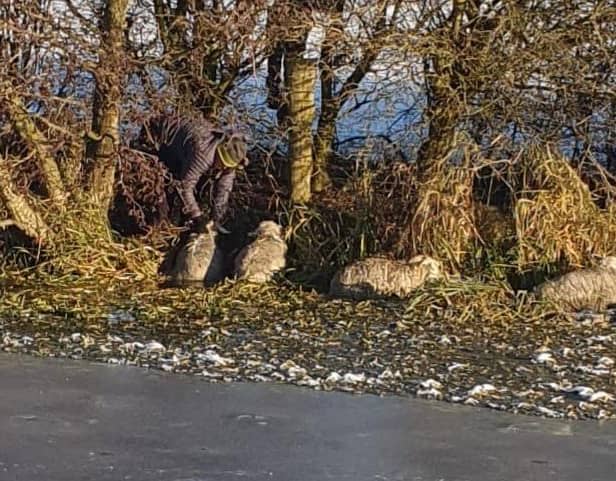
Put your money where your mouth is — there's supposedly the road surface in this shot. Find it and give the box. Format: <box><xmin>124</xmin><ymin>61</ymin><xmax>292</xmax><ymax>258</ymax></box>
<box><xmin>1</xmin><ymin>354</ymin><xmax>615</xmax><ymax>481</ymax></box>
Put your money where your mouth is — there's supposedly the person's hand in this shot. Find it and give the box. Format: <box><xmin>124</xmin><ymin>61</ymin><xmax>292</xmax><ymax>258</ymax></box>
<box><xmin>187</xmin><ymin>215</ymin><xmax>208</xmax><ymax>234</ymax></box>
<box><xmin>187</xmin><ymin>216</ymin><xmax>230</xmax><ymax>235</ymax></box>
<box><xmin>214</xmin><ymin>221</ymin><xmax>231</xmax><ymax>235</ymax></box>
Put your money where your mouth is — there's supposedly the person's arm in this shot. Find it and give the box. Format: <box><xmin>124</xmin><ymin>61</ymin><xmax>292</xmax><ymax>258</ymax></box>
<box><xmin>178</xmin><ymin>175</ymin><xmax>203</xmax><ymax>220</ymax></box>
<box><xmin>212</xmin><ymin>168</ymin><xmax>236</xmax><ymax>224</ymax></box>
<box><xmin>178</xmin><ymin>131</ymin><xmax>219</xmax><ymax>221</ymax></box>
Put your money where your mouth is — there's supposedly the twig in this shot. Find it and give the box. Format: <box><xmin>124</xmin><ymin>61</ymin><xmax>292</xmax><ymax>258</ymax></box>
<box><xmin>0</xmin><ymin>219</ymin><xmax>17</xmax><ymax>230</ymax></box>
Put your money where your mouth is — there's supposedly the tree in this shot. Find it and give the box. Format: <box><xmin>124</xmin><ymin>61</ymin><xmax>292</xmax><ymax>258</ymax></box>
<box><xmin>144</xmin><ymin>0</ymin><xmax>269</xmax><ymax>117</ymax></box>
<box><xmin>409</xmin><ymin>0</ymin><xmax>615</xmax><ymax>175</ymax></box>
<box><xmin>1</xmin><ymin>0</ymin><xmax>613</xmax><ymax>273</ymax></box>
<box><xmin>0</xmin><ymin>0</ymin><xmax>271</xmax><ymax>252</ymax></box>
<box><xmin>266</xmin><ymin>0</ymin><xmax>403</xmax><ymax>202</ymax></box>
<box><xmin>87</xmin><ymin>0</ymin><xmax>131</xmax><ymax>216</ymax></box>
<box><xmin>0</xmin><ymin>0</ymin><xmax>130</xmax><ymax>246</ymax></box>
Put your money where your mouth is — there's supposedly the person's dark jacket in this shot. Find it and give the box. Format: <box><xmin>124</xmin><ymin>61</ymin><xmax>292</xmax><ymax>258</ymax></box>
<box><xmin>139</xmin><ymin>114</ymin><xmax>247</xmax><ymax>225</ymax></box>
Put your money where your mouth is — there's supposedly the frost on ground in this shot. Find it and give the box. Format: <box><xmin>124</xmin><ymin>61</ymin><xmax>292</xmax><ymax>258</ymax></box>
<box><xmin>2</xmin><ymin>288</ymin><xmax>616</xmax><ymax>420</ymax></box>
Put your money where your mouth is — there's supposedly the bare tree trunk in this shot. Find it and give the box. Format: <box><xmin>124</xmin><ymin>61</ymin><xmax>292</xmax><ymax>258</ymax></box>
<box><xmin>416</xmin><ymin>87</ymin><xmax>460</xmax><ymax>174</ymax></box>
<box><xmin>87</xmin><ymin>0</ymin><xmax>129</xmax><ymax>216</ymax></box>
<box><xmin>286</xmin><ymin>55</ymin><xmax>318</xmax><ymax>204</ymax></box>
<box><xmin>266</xmin><ymin>41</ymin><xmax>289</xmax><ymax>129</ymax></box>
<box><xmin>312</xmin><ymin>105</ymin><xmax>335</xmax><ymax>192</ymax></box>
<box><xmin>312</xmin><ymin>29</ymin><xmax>338</xmax><ymax>193</ymax></box>
<box><xmin>265</xmin><ymin>2</ymin><xmax>311</xmax><ymax>132</ymax></box>
<box><xmin>265</xmin><ymin>1</ymin><xmax>315</xmax><ymax>195</ymax></box>
<box><xmin>312</xmin><ymin>0</ymin><xmax>393</xmax><ymax>192</ymax></box>
<box><xmin>313</xmin><ymin>55</ymin><xmax>377</xmax><ymax>192</ymax></box>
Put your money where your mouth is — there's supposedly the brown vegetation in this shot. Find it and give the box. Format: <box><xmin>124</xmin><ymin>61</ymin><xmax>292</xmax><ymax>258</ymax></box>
<box><xmin>0</xmin><ymin>0</ymin><xmax>614</xmax><ymax>295</ymax></box>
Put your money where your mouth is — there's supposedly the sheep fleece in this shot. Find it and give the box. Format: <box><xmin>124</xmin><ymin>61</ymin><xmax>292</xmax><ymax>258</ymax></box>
<box><xmin>168</xmin><ymin>224</ymin><xmax>226</xmax><ymax>284</ymax></box>
<box><xmin>330</xmin><ymin>256</ymin><xmax>443</xmax><ymax>300</ymax></box>
<box><xmin>535</xmin><ymin>267</ymin><xmax>616</xmax><ymax>311</ymax></box>
<box><xmin>234</xmin><ymin>227</ymin><xmax>287</xmax><ymax>283</ymax></box>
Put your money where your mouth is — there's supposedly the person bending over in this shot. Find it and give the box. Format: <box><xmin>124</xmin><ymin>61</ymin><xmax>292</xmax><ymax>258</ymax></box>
<box><xmin>138</xmin><ymin>113</ymin><xmax>248</xmax><ymax>233</ymax></box>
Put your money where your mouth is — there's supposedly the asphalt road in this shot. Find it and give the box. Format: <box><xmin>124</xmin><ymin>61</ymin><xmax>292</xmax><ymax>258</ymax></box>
<box><xmin>1</xmin><ymin>353</ymin><xmax>616</xmax><ymax>481</ymax></box>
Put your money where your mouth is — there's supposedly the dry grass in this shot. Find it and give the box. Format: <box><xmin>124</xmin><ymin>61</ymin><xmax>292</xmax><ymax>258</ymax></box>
<box><xmin>401</xmin><ymin>277</ymin><xmax>546</xmax><ymax>326</ymax></box>
<box><xmin>277</xmin><ymin>144</ymin><xmax>616</xmax><ymax>294</ymax></box>
<box><xmin>280</xmin><ymin>157</ymin><xmax>479</xmax><ymax>289</ymax></box>
<box><xmin>0</xmin><ymin>270</ymin><xmax>557</xmax><ymax>331</ymax></box>
<box><xmin>4</xmin><ymin>144</ymin><xmax>616</xmax><ymax>303</ymax></box>
<box><xmin>281</xmin><ymin>201</ymin><xmax>380</xmax><ymax>287</ymax></box>
<box><xmin>513</xmin><ymin>146</ymin><xmax>616</xmax><ymax>271</ymax></box>
<box><xmin>401</xmin><ymin>162</ymin><xmax>478</xmax><ymax>270</ymax></box>
<box><xmin>0</xmin><ymin>199</ymin><xmax>167</xmax><ymax>281</ymax></box>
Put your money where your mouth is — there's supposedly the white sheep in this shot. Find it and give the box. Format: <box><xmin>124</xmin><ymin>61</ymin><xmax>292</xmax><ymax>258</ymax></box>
<box><xmin>166</xmin><ymin>221</ymin><xmax>226</xmax><ymax>285</ymax></box>
<box><xmin>329</xmin><ymin>255</ymin><xmax>444</xmax><ymax>300</ymax></box>
<box><xmin>233</xmin><ymin>221</ymin><xmax>287</xmax><ymax>283</ymax></box>
<box><xmin>534</xmin><ymin>256</ymin><xmax>616</xmax><ymax>311</ymax></box>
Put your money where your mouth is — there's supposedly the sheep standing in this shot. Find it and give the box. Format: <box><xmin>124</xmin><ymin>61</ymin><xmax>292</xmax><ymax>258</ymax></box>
<box><xmin>233</xmin><ymin>221</ymin><xmax>287</xmax><ymax>283</ymax></box>
<box><xmin>166</xmin><ymin>221</ymin><xmax>226</xmax><ymax>285</ymax></box>
<box><xmin>329</xmin><ymin>255</ymin><xmax>444</xmax><ymax>300</ymax></box>
<box><xmin>534</xmin><ymin>257</ymin><xmax>616</xmax><ymax>311</ymax></box>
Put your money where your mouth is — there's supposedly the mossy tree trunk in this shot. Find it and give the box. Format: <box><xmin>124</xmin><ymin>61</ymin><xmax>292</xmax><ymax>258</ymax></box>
<box><xmin>311</xmin><ymin>0</ymin><xmax>343</xmax><ymax>194</ymax></box>
<box><xmin>286</xmin><ymin>55</ymin><xmax>318</xmax><ymax>204</ymax></box>
<box><xmin>0</xmin><ymin>155</ymin><xmax>50</xmax><ymax>243</ymax></box>
<box><xmin>416</xmin><ymin>0</ymin><xmax>499</xmax><ymax>177</ymax></box>
<box><xmin>1</xmin><ymin>0</ymin><xmax>129</xmax><ymax>246</ymax></box>
<box><xmin>265</xmin><ymin>1</ymin><xmax>315</xmax><ymax>202</ymax></box>
<box><xmin>265</xmin><ymin>1</ymin><xmax>313</xmax><ymax>133</ymax></box>
<box><xmin>86</xmin><ymin>0</ymin><xmax>129</xmax><ymax>222</ymax></box>
<box><xmin>266</xmin><ymin>1</ymin><xmax>396</xmax><ymax>195</ymax></box>
<box><xmin>6</xmin><ymin>95</ymin><xmax>66</xmax><ymax>208</ymax></box>
<box><xmin>2</xmin><ymin>89</ymin><xmax>61</xmax><ymax>243</ymax></box>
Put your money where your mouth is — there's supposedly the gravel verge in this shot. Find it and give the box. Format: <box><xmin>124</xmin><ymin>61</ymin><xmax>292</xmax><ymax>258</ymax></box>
<box><xmin>2</xmin><ymin>280</ymin><xmax>616</xmax><ymax>420</ymax></box>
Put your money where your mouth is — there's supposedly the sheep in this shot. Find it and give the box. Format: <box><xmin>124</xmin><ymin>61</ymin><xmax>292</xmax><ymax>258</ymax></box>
<box><xmin>233</xmin><ymin>221</ymin><xmax>287</xmax><ymax>283</ymax></box>
<box><xmin>329</xmin><ymin>255</ymin><xmax>444</xmax><ymax>300</ymax></box>
<box><xmin>165</xmin><ymin>220</ymin><xmax>227</xmax><ymax>285</ymax></box>
<box><xmin>534</xmin><ymin>256</ymin><xmax>616</xmax><ymax>311</ymax></box>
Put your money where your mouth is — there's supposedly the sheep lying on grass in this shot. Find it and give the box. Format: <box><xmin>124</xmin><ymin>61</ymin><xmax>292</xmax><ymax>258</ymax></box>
<box><xmin>165</xmin><ymin>221</ymin><xmax>226</xmax><ymax>285</ymax></box>
<box><xmin>329</xmin><ymin>255</ymin><xmax>444</xmax><ymax>300</ymax></box>
<box><xmin>233</xmin><ymin>221</ymin><xmax>287</xmax><ymax>283</ymax></box>
<box><xmin>535</xmin><ymin>257</ymin><xmax>616</xmax><ymax>311</ymax></box>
